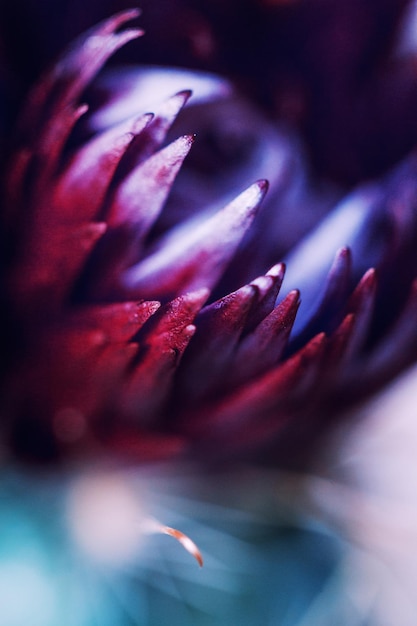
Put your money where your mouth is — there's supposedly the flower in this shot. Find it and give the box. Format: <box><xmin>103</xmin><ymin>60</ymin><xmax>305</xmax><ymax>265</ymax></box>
<box><xmin>1</xmin><ymin>3</ymin><xmax>417</xmax><ymax>625</ymax></box>
<box><xmin>2</xmin><ymin>7</ymin><xmax>417</xmax><ymax>468</ymax></box>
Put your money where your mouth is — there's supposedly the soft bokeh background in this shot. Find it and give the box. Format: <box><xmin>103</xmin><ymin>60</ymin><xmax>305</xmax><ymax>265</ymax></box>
<box><xmin>3</xmin><ymin>0</ymin><xmax>417</xmax><ymax>184</ymax></box>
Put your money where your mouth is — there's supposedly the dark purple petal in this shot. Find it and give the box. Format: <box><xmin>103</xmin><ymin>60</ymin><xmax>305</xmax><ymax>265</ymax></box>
<box><xmin>177</xmin><ymin>283</ymin><xmax>258</xmax><ymax>404</ymax></box>
<box><xmin>184</xmin><ymin>333</ymin><xmax>327</xmax><ymax>443</ymax></box>
<box><xmin>288</xmin><ymin>247</ymin><xmax>352</xmax><ymax>350</ymax></box>
<box><xmin>243</xmin><ymin>263</ymin><xmax>286</xmax><ymax>332</ymax></box>
<box><xmin>232</xmin><ymin>289</ymin><xmax>300</xmax><ymax>384</ymax></box>
<box><xmin>343</xmin><ymin>268</ymin><xmax>378</xmax><ymax>362</ymax></box>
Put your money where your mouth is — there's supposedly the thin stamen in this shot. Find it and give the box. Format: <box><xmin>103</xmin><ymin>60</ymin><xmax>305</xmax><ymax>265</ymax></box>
<box><xmin>142</xmin><ymin>518</ymin><xmax>203</xmax><ymax>567</ymax></box>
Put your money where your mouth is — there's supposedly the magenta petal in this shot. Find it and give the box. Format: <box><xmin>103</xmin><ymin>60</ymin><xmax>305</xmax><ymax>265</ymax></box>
<box><xmin>19</xmin><ymin>9</ymin><xmax>143</xmax><ymax>138</ymax></box>
<box><xmin>53</xmin><ymin>113</ymin><xmax>153</xmax><ymax>223</ymax></box>
<box><xmin>289</xmin><ymin>247</ymin><xmax>352</xmax><ymax>349</ymax></box>
<box><xmin>26</xmin><ymin>104</ymin><xmax>90</xmax><ymax>201</ymax></box>
<box><xmin>323</xmin><ymin>313</ymin><xmax>357</xmax><ymax>378</ymax></box>
<box><xmin>87</xmin><ymin>65</ymin><xmax>232</xmax><ymax>132</ymax></box>
<box><xmin>185</xmin><ymin>332</ymin><xmax>327</xmax><ymax>440</ymax></box>
<box><xmin>122</xmin><ymin>180</ymin><xmax>269</xmax><ymax>301</ymax></box>
<box><xmin>83</xmin><ymin>135</ymin><xmax>196</xmax><ymax>301</ymax></box>
<box><xmin>107</xmin><ymin>134</ymin><xmax>195</xmax><ymax>232</ymax></box>
<box><xmin>232</xmin><ymin>289</ymin><xmax>300</xmax><ymax>384</ymax></box>
<box><xmin>12</xmin><ymin>222</ymin><xmax>107</xmax><ymax>312</ymax></box>
<box><xmin>113</xmin><ymin>90</ymin><xmax>193</xmax><ymax>174</ymax></box>
<box><xmin>9</xmin><ymin>11</ymin><xmax>143</xmax><ymax>211</ymax></box>
<box><xmin>137</xmin><ymin>288</ymin><xmax>209</xmax><ymax>340</ymax></box>
<box><xmin>7</xmin><ymin>104</ymin><xmax>88</xmax><ymax>217</ymax></box>
<box><xmin>177</xmin><ymin>284</ymin><xmax>257</xmax><ymax>403</ymax></box>
<box><xmin>244</xmin><ymin>263</ymin><xmax>286</xmax><ymax>333</ymax></box>
<box><xmin>68</xmin><ymin>300</ymin><xmax>161</xmax><ymax>343</ymax></box>
<box><xmin>344</xmin><ymin>268</ymin><xmax>378</xmax><ymax>360</ymax></box>
<box><xmin>120</xmin><ymin>290</ymin><xmax>208</xmax><ymax>424</ymax></box>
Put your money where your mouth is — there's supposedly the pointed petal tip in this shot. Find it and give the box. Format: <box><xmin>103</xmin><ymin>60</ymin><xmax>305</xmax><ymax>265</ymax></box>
<box><xmin>115</xmin><ymin>27</ymin><xmax>145</xmax><ymax>46</ymax></box>
<box><xmin>257</xmin><ymin>179</ymin><xmax>269</xmax><ymax>192</ymax></box>
<box><xmin>137</xmin><ymin>300</ymin><xmax>161</xmax><ymax>318</ymax></box>
<box><xmin>185</xmin><ymin>133</ymin><xmax>196</xmax><ymax>146</ymax></box>
<box><xmin>338</xmin><ymin>246</ymin><xmax>351</xmax><ymax>259</ymax></box>
<box><xmin>183</xmin><ymin>287</ymin><xmax>211</xmax><ymax>307</ymax></box>
<box><xmin>267</xmin><ymin>262</ymin><xmax>286</xmax><ymax>279</ymax></box>
<box><xmin>363</xmin><ymin>267</ymin><xmax>377</xmax><ymax>283</ymax></box>
<box><xmin>250</xmin><ymin>179</ymin><xmax>269</xmax><ymax>205</ymax></box>
<box><xmin>101</xmin><ymin>7</ymin><xmax>144</xmax><ymax>39</ymax></box>
<box><xmin>231</xmin><ymin>179</ymin><xmax>269</xmax><ymax>215</ymax></box>
<box><xmin>356</xmin><ymin>267</ymin><xmax>378</xmax><ymax>297</ymax></box>
<box><xmin>117</xmin><ymin>7</ymin><xmax>142</xmax><ymax>19</ymax></box>
<box><xmin>248</xmin><ymin>180</ymin><xmax>269</xmax><ymax>203</ymax></box>
<box><xmin>129</xmin><ymin>26</ymin><xmax>145</xmax><ymax>37</ymax></box>
<box><xmin>313</xmin><ymin>331</ymin><xmax>327</xmax><ymax>346</ymax></box>
<box><xmin>176</xmin><ymin>89</ymin><xmax>193</xmax><ymax>102</ymax></box>
<box><xmin>107</xmin><ymin>7</ymin><xmax>142</xmax><ymax>29</ymax></box>
<box><xmin>158</xmin><ymin>90</ymin><xmax>192</xmax><ymax>114</ymax></box>
<box><xmin>77</xmin><ymin>103</ymin><xmax>89</xmax><ymax>117</ymax></box>
<box><xmin>352</xmin><ymin>267</ymin><xmax>378</xmax><ymax>301</ymax></box>
<box><xmin>174</xmin><ymin>134</ymin><xmax>196</xmax><ymax>152</ymax></box>
<box><xmin>277</xmin><ymin>289</ymin><xmax>300</xmax><ymax>316</ymax></box>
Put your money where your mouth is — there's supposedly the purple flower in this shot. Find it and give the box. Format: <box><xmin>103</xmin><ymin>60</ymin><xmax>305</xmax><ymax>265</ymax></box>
<box><xmin>2</xmin><ymin>4</ymin><xmax>417</xmax><ymax>625</ymax></box>
<box><xmin>1</xmin><ymin>7</ymin><xmax>417</xmax><ymax>469</ymax></box>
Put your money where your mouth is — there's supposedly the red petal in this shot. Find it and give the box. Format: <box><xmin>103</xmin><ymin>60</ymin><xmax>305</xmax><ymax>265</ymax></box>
<box><xmin>68</xmin><ymin>300</ymin><xmax>160</xmax><ymax>342</ymax></box>
<box><xmin>185</xmin><ymin>332</ymin><xmax>327</xmax><ymax>439</ymax></box>
<box><xmin>345</xmin><ymin>268</ymin><xmax>377</xmax><ymax>358</ymax></box>
<box><xmin>86</xmin><ymin>135</ymin><xmax>196</xmax><ymax>300</ymax></box>
<box><xmin>243</xmin><ymin>262</ymin><xmax>286</xmax><ymax>333</ymax></box>
<box><xmin>232</xmin><ymin>289</ymin><xmax>300</xmax><ymax>384</ymax></box>
<box><xmin>12</xmin><ymin>222</ymin><xmax>106</xmax><ymax>312</ymax></box>
<box><xmin>177</xmin><ymin>284</ymin><xmax>257</xmax><ymax>403</ymax></box>
<box><xmin>111</xmin><ymin>91</ymin><xmax>192</xmax><ymax>176</ymax></box>
<box><xmin>289</xmin><ymin>246</ymin><xmax>352</xmax><ymax>351</ymax></box>
<box><xmin>53</xmin><ymin>113</ymin><xmax>153</xmax><ymax>223</ymax></box>
<box><xmin>107</xmin><ymin>134</ymin><xmax>195</xmax><ymax>231</ymax></box>
<box><xmin>11</xmin><ymin>10</ymin><xmax>143</xmax><ymax>208</ymax></box>
<box><xmin>120</xmin><ymin>290</ymin><xmax>208</xmax><ymax>423</ymax></box>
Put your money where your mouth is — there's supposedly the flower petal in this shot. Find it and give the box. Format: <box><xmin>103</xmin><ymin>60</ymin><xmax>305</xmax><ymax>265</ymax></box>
<box><xmin>177</xmin><ymin>283</ymin><xmax>258</xmax><ymax>404</ymax></box>
<box><xmin>185</xmin><ymin>332</ymin><xmax>327</xmax><ymax>442</ymax></box>
<box><xmin>232</xmin><ymin>289</ymin><xmax>300</xmax><ymax>384</ymax></box>
<box><xmin>122</xmin><ymin>180</ymin><xmax>269</xmax><ymax>301</ymax></box>
<box><xmin>53</xmin><ymin>112</ymin><xmax>153</xmax><ymax>222</ymax></box>
<box><xmin>120</xmin><ymin>290</ymin><xmax>209</xmax><ymax>424</ymax></box>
